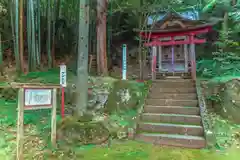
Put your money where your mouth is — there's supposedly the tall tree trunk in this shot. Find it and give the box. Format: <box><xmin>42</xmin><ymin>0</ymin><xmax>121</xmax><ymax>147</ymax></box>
<box><xmin>139</xmin><ymin>0</ymin><xmax>143</xmax><ymax>80</ymax></box>
<box><xmin>222</xmin><ymin>12</ymin><xmax>228</xmax><ymax>37</ymax></box>
<box><xmin>222</xmin><ymin>0</ymin><xmax>237</xmax><ymax>46</ymax></box>
<box><xmin>0</xmin><ymin>32</ymin><xmax>3</xmax><ymax>75</ymax></box>
<box><xmin>76</xmin><ymin>0</ymin><xmax>89</xmax><ymax>116</ymax></box>
<box><xmin>52</xmin><ymin>0</ymin><xmax>57</xmax><ymax>67</ymax></box>
<box><xmin>47</xmin><ymin>0</ymin><xmax>52</xmax><ymax>68</ymax></box>
<box><xmin>55</xmin><ymin>0</ymin><xmax>61</xmax><ymax>20</ymax></box>
<box><xmin>27</xmin><ymin>0</ymin><xmax>31</xmax><ymax>70</ymax></box>
<box><xmin>30</xmin><ymin>0</ymin><xmax>36</xmax><ymax>70</ymax></box>
<box><xmin>97</xmin><ymin>0</ymin><xmax>108</xmax><ymax>75</ymax></box>
<box><xmin>14</xmin><ymin>0</ymin><xmax>20</xmax><ymax>72</ymax></box>
<box><xmin>36</xmin><ymin>0</ymin><xmax>41</xmax><ymax>66</ymax></box>
<box><xmin>19</xmin><ymin>0</ymin><xmax>25</xmax><ymax>73</ymax></box>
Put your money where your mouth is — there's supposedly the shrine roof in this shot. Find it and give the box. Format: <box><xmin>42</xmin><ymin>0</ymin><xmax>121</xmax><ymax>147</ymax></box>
<box><xmin>134</xmin><ymin>11</ymin><xmax>220</xmax><ymax>33</ymax></box>
<box><xmin>147</xmin><ymin>10</ymin><xmax>199</xmax><ymax>25</ymax></box>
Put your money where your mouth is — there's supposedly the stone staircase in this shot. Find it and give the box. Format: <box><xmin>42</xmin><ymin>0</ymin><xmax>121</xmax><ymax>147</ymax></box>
<box><xmin>135</xmin><ymin>78</ymin><xmax>206</xmax><ymax>148</ymax></box>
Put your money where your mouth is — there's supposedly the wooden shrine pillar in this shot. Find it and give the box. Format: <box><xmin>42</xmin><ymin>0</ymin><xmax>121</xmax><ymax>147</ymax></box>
<box><xmin>184</xmin><ymin>41</ymin><xmax>188</xmax><ymax>72</ymax></box>
<box><xmin>152</xmin><ymin>46</ymin><xmax>157</xmax><ymax>80</ymax></box>
<box><xmin>158</xmin><ymin>46</ymin><xmax>162</xmax><ymax>72</ymax></box>
<box><xmin>190</xmin><ymin>34</ymin><xmax>196</xmax><ymax>81</ymax></box>
<box><xmin>171</xmin><ymin>37</ymin><xmax>174</xmax><ymax>72</ymax></box>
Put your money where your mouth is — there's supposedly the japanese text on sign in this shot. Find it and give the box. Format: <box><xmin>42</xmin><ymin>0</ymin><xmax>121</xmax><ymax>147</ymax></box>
<box><xmin>122</xmin><ymin>44</ymin><xmax>127</xmax><ymax>80</ymax></box>
<box><xmin>24</xmin><ymin>89</ymin><xmax>52</xmax><ymax>106</ymax></box>
<box><xmin>60</xmin><ymin>64</ymin><xmax>67</xmax><ymax>87</ymax></box>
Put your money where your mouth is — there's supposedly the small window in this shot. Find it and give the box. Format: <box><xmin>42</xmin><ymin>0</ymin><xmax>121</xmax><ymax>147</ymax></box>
<box><xmin>164</xmin><ymin>54</ymin><xmax>168</xmax><ymax>58</ymax></box>
<box><xmin>177</xmin><ymin>54</ymin><xmax>180</xmax><ymax>58</ymax></box>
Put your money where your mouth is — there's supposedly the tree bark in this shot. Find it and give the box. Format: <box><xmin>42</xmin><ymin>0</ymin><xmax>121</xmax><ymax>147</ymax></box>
<box><xmin>139</xmin><ymin>0</ymin><xmax>143</xmax><ymax>80</ymax></box>
<box><xmin>222</xmin><ymin>0</ymin><xmax>237</xmax><ymax>41</ymax></box>
<box><xmin>19</xmin><ymin>0</ymin><xmax>25</xmax><ymax>73</ymax></box>
<box><xmin>97</xmin><ymin>0</ymin><xmax>108</xmax><ymax>75</ymax></box>
<box><xmin>76</xmin><ymin>0</ymin><xmax>89</xmax><ymax>116</ymax></box>
<box><xmin>55</xmin><ymin>0</ymin><xmax>61</xmax><ymax>20</ymax></box>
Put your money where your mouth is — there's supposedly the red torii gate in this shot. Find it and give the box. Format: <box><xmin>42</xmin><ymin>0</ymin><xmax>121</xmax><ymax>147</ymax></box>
<box><xmin>135</xmin><ymin>12</ymin><xmax>218</xmax><ymax>80</ymax></box>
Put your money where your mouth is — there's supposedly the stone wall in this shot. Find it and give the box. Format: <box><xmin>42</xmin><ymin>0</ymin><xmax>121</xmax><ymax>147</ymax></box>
<box><xmin>197</xmin><ymin>81</ymin><xmax>216</xmax><ymax>148</ymax></box>
<box><xmin>201</xmin><ymin>79</ymin><xmax>240</xmax><ymax>124</ymax></box>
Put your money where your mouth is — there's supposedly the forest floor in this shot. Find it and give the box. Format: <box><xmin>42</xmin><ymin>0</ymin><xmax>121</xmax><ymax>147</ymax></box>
<box><xmin>0</xmin><ymin>69</ymin><xmax>240</xmax><ymax>159</ymax></box>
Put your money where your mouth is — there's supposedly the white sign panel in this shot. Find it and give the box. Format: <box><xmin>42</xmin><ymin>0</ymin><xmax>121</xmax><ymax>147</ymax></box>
<box><xmin>24</xmin><ymin>89</ymin><xmax>52</xmax><ymax>106</ymax></box>
<box><xmin>122</xmin><ymin>44</ymin><xmax>127</xmax><ymax>80</ymax></box>
<box><xmin>60</xmin><ymin>64</ymin><xmax>67</xmax><ymax>87</ymax></box>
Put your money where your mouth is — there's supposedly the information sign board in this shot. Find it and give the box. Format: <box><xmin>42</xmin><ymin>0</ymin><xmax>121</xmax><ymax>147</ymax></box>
<box><xmin>24</xmin><ymin>89</ymin><xmax>52</xmax><ymax>107</ymax></box>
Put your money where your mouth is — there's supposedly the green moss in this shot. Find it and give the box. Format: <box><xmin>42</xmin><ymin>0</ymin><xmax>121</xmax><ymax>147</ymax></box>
<box><xmin>104</xmin><ymin>80</ymin><xmax>146</xmax><ymax>114</ymax></box>
<box><xmin>57</xmin><ymin>116</ymin><xmax>109</xmax><ymax>145</ymax></box>
<box><xmin>79</xmin><ymin>141</ymin><xmax>240</xmax><ymax>160</ymax></box>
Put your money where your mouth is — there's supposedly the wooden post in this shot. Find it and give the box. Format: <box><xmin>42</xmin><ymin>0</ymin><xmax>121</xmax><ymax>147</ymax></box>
<box><xmin>190</xmin><ymin>35</ymin><xmax>196</xmax><ymax>81</ymax></box>
<box><xmin>184</xmin><ymin>41</ymin><xmax>188</xmax><ymax>73</ymax></box>
<box><xmin>139</xmin><ymin>36</ymin><xmax>143</xmax><ymax>80</ymax></box>
<box><xmin>171</xmin><ymin>46</ymin><xmax>174</xmax><ymax>72</ymax></box>
<box><xmin>158</xmin><ymin>46</ymin><xmax>162</xmax><ymax>72</ymax></box>
<box><xmin>171</xmin><ymin>37</ymin><xmax>174</xmax><ymax>72</ymax></box>
<box><xmin>138</xmin><ymin>5</ymin><xmax>143</xmax><ymax>80</ymax></box>
<box><xmin>152</xmin><ymin>46</ymin><xmax>157</xmax><ymax>80</ymax></box>
<box><xmin>51</xmin><ymin>88</ymin><xmax>57</xmax><ymax>147</ymax></box>
<box><xmin>15</xmin><ymin>84</ymin><xmax>60</xmax><ymax>160</ymax></box>
<box><xmin>16</xmin><ymin>88</ymin><xmax>24</xmax><ymax>160</ymax></box>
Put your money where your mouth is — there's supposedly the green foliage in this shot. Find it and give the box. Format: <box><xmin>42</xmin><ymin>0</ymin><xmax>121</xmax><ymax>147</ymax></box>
<box><xmin>197</xmin><ymin>28</ymin><xmax>240</xmax><ymax>77</ymax></box>
<box><xmin>206</xmin><ymin>94</ymin><xmax>221</xmax><ymax>102</ymax></box>
<box><xmin>202</xmin><ymin>0</ymin><xmax>217</xmax><ymax>12</ymax></box>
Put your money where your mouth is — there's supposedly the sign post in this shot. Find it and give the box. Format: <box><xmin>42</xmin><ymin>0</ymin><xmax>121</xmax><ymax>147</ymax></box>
<box><xmin>16</xmin><ymin>88</ymin><xmax>24</xmax><ymax>160</ymax></box>
<box><xmin>16</xmin><ymin>84</ymin><xmax>59</xmax><ymax>160</ymax></box>
<box><xmin>60</xmin><ymin>64</ymin><xmax>67</xmax><ymax>118</ymax></box>
<box><xmin>122</xmin><ymin>44</ymin><xmax>127</xmax><ymax>80</ymax></box>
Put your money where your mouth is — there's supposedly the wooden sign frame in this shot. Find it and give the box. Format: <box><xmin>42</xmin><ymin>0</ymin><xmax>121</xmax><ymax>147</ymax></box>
<box><xmin>16</xmin><ymin>84</ymin><xmax>59</xmax><ymax>160</ymax></box>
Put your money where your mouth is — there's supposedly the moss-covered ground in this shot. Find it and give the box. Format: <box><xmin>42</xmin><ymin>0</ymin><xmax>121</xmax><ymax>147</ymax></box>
<box><xmin>0</xmin><ymin>69</ymin><xmax>240</xmax><ymax>159</ymax></box>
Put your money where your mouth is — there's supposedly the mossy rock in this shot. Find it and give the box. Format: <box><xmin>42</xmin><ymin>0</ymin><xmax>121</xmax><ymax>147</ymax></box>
<box><xmin>57</xmin><ymin>116</ymin><xmax>109</xmax><ymax>145</ymax></box>
<box><xmin>104</xmin><ymin>80</ymin><xmax>143</xmax><ymax>114</ymax></box>
<box><xmin>218</xmin><ymin>79</ymin><xmax>240</xmax><ymax>123</ymax></box>
<box><xmin>207</xmin><ymin>79</ymin><xmax>240</xmax><ymax>123</ymax></box>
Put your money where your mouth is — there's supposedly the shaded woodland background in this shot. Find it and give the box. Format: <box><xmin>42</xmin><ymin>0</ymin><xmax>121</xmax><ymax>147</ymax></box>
<box><xmin>0</xmin><ymin>0</ymin><xmax>239</xmax><ymax>159</ymax></box>
<box><xmin>0</xmin><ymin>0</ymin><xmax>239</xmax><ymax>77</ymax></box>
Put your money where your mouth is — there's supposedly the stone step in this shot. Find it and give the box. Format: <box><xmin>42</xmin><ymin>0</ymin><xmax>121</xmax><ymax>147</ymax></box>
<box><xmin>141</xmin><ymin>113</ymin><xmax>202</xmax><ymax>125</ymax></box>
<box><xmin>146</xmin><ymin>99</ymin><xmax>198</xmax><ymax>107</ymax></box>
<box><xmin>156</xmin><ymin>76</ymin><xmax>192</xmax><ymax>80</ymax></box>
<box><xmin>135</xmin><ymin>133</ymin><xmax>206</xmax><ymax>149</ymax></box>
<box><xmin>144</xmin><ymin>105</ymin><xmax>200</xmax><ymax>115</ymax></box>
<box><xmin>152</xmin><ymin>78</ymin><xmax>195</xmax><ymax>84</ymax></box>
<box><xmin>138</xmin><ymin>122</ymin><xmax>204</xmax><ymax>136</ymax></box>
<box><xmin>156</xmin><ymin>72</ymin><xmax>191</xmax><ymax>77</ymax></box>
<box><xmin>151</xmin><ymin>83</ymin><xmax>195</xmax><ymax>88</ymax></box>
<box><xmin>153</xmin><ymin>79</ymin><xmax>194</xmax><ymax>82</ymax></box>
<box><xmin>150</xmin><ymin>87</ymin><xmax>196</xmax><ymax>93</ymax></box>
<box><xmin>148</xmin><ymin>93</ymin><xmax>197</xmax><ymax>99</ymax></box>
